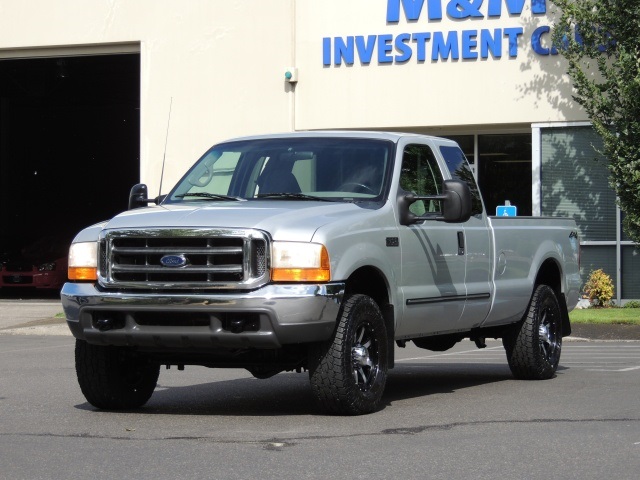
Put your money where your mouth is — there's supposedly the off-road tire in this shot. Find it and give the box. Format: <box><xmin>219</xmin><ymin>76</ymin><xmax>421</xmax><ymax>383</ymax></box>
<box><xmin>503</xmin><ymin>284</ymin><xmax>563</xmax><ymax>380</ymax></box>
<box><xmin>309</xmin><ymin>294</ymin><xmax>388</xmax><ymax>415</ymax></box>
<box><xmin>75</xmin><ymin>339</ymin><xmax>160</xmax><ymax>409</ymax></box>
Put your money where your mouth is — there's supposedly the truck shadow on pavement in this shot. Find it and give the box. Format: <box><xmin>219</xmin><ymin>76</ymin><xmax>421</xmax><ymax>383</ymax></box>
<box><xmin>382</xmin><ymin>363</ymin><xmax>514</xmax><ymax>404</ymax></box>
<box><xmin>74</xmin><ymin>362</ymin><xmax>520</xmax><ymax>416</ymax></box>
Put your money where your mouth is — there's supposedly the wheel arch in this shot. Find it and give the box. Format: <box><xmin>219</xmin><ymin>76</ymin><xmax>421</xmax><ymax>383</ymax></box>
<box><xmin>344</xmin><ymin>266</ymin><xmax>395</xmax><ymax>368</ymax></box>
<box><xmin>535</xmin><ymin>258</ymin><xmax>571</xmax><ymax>337</ymax></box>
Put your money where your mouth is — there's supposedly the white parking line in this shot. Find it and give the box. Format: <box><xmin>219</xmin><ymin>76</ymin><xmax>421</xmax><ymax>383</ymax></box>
<box><xmin>587</xmin><ymin>365</ymin><xmax>640</xmax><ymax>372</ymax></box>
<box><xmin>563</xmin><ymin>345</ymin><xmax>640</xmax><ymax>348</ymax></box>
<box><xmin>394</xmin><ymin>344</ymin><xmax>640</xmax><ymax>373</ymax></box>
<box><xmin>396</xmin><ymin>346</ymin><xmax>504</xmax><ymax>362</ymax></box>
<box><xmin>565</xmin><ymin>354</ymin><xmax>640</xmax><ymax>357</ymax></box>
<box><xmin>566</xmin><ymin>361</ymin><xmax>640</xmax><ymax>365</ymax></box>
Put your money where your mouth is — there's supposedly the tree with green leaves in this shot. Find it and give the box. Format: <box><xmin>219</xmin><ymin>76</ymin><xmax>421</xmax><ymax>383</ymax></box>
<box><xmin>551</xmin><ymin>0</ymin><xmax>640</xmax><ymax>243</ymax></box>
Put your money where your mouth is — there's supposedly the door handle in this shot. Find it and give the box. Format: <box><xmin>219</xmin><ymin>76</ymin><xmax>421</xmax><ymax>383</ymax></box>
<box><xmin>457</xmin><ymin>231</ymin><xmax>465</xmax><ymax>255</ymax></box>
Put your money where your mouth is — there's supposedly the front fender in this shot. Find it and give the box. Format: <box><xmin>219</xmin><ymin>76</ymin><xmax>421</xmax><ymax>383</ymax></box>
<box><xmin>313</xmin><ymin>205</ymin><xmax>401</xmax><ymax>309</ymax></box>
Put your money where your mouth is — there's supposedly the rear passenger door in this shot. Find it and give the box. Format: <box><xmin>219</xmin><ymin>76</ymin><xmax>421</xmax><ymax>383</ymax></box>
<box><xmin>395</xmin><ymin>142</ymin><xmax>467</xmax><ymax>337</ymax></box>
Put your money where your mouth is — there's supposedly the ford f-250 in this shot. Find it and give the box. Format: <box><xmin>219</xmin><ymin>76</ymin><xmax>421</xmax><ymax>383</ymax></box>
<box><xmin>61</xmin><ymin>131</ymin><xmax>581</xmax><ymax>415</ymax></box>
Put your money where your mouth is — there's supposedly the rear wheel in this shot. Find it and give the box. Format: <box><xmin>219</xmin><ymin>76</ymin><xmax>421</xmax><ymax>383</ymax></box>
<box><xmin>309</xmin><ymin>294</ymin><xmax>388</xmax><ymax>415</ymax></box>
<box><xmin>75</xmin><ymin>339</ymin><xmax>160</xmax><ymax>409</ymax></box>
<box><xmin>503</xmin><ymin>284</ymin><xmax>563</xmax><ymax>380</ymax></box>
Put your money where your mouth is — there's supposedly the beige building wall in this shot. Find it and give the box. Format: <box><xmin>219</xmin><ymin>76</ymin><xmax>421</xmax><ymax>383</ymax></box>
<box><xmin>0</xmin><ymin>0</ymin><xmax>588</xmax><ymax>192</ymax></box>
<box><xmin>0</xmin><ymin>0</ymin><xmax>295</xmax><ymax>192</ymax></box>
<box><xmin>294</xmin><ymin>0</ymin><xmax>586</xmax><ymax>130</ymax></box>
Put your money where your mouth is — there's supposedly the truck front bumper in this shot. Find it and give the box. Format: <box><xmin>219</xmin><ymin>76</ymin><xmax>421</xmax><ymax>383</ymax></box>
<box><xmin>61</xmin><ymin>282</ymin><xmax>345</xmax><ymax>349</ymax></box>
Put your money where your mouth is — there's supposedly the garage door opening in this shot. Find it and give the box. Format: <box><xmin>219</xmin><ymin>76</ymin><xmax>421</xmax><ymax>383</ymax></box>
<box><xmin>0</xmin><ymin>53</ymin><xmax>140</xmax><ymax>296</ymax></box>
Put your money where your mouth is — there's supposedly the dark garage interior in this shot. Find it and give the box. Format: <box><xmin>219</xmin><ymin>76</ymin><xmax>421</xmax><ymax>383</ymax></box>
<box><xmin>0</xmin><ymin>53</ymin><xmax>140</xmax><ymax>296</ymax></box>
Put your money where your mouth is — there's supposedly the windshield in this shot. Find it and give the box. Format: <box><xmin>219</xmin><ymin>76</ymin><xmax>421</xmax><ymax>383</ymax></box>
<box><xmin>165</xmin><ymin>137</ymin><xmax>394</xmax><ymax>205</ymax></box>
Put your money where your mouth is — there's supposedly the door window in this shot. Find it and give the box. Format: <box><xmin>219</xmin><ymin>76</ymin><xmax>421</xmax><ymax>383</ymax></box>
<box><xmin>399</xmin><ymin>144</ymin><xmax>444</xmax><ymax>216</ymax></box>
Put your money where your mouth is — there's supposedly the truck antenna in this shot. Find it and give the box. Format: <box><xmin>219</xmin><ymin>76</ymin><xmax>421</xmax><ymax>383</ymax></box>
<box><xmin>158</xmin><ymin>97</ymin><xmax>173</xmax><ymax>198</ymax></box>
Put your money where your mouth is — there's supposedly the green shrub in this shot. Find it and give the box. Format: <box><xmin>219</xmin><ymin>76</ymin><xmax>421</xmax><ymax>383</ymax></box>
<box><xmin>623</xmin><ymin>300</ymin><xmax>640</xmax><ymax>309</ymax></box>
<box><xmin>583</xmin><ymin>269</ymin><xmax>615</xmax><ymax>307</ymax></box>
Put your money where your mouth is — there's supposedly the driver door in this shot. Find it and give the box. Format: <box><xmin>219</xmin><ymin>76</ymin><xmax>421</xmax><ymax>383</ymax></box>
<box><xmin>395</xmin><ymin>143</ymin><xmax>467</xmax><ymax>337</ymax></box>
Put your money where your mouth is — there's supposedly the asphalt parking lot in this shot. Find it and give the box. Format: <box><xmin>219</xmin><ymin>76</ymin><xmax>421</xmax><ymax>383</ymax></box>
<box><xmin>1</xmin><ymin>333</ymin><xmax>639</xmax><ymax>479</ymax></box>
<box><xmin>1</xmin><ymin>294</ymin><xmax>639</xmax><ymax>479</ymax></box>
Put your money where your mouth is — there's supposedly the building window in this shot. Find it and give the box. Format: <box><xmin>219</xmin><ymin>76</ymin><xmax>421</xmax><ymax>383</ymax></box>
<box><xmin>622</xmin><ymin>246</ymin><xmax>640</xmax><ymax>299</ymax></box>
<box><xmin>541</xmin><ymin>127</ymin><xmax>616</xmax><ymax>241</ymax></box>
<box><xmin>537</xmin><ymin>123</ymin><xmax>637</xmax><ymax>301</ymax></box>
<box><xmin>442</xmin><ymin>133</ymin><xmax>532</xmax><ymax>216</ymax></box>
<box><xmin>541</xmin><ymin>126</ymin><xmax>618</xmax><ymax>297</ymax></box>
<box><xmin>477</xmin><ymin>134</ymin><xmax>532</xmax><ymax>216</ymax></box>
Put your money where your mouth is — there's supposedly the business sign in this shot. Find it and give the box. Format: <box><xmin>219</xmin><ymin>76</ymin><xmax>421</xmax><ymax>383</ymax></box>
<box><xmin>323</xmin><ymin>0</ymin><xmax>558</xmax><ymax>66</ymax></box>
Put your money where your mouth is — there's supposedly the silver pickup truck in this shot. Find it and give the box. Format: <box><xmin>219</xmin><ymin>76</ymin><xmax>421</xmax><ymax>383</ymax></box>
<box><xmin>61</xmin><ymin>131</ymin><xmax>581</xmax><ymax>415</ymax></box>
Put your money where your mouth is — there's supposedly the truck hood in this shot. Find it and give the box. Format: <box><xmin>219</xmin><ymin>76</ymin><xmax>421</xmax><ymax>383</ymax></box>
<box><xmin>102</xmin><ymin>201</ymin><xmax>375</xmax><ymax>242</ymax></box>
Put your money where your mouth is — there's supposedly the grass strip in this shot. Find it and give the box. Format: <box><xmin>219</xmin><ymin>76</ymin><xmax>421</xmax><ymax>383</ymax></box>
<box><xmin>570</xmin><ymin>308</ymin><xmax>640</xmax><ymax>325</ymax></box>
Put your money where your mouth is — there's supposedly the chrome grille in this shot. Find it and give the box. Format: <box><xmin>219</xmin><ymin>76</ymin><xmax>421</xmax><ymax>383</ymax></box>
<box><xmin>99</xmin><ymin>228</ymin><xmax>269</xmax><ymax>289</ymax></box>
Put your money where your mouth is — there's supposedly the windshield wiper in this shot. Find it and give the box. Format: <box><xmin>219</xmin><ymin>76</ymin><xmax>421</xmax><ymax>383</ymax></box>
<box><xmin>256</xmin><ymin>193</ymin><xmax>334</xmax><ymax>202</ymax></box>
<box><xmin>175</xmin><ymin>192</ymin><xmax>242</xmax><ymax>201</ymax></box>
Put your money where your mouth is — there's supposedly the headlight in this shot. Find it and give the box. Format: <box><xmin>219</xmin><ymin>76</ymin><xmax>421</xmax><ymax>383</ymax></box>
<box><xmin>38</xmin><ymin>262</ymin><xmax>56</xmax><ymax>272</ymax></box>
<box><xmin>271</xmin><ymin>242</ymin><xmax>331</xmax><ymax>282</ymax></box>
<box><xmin>68</xmin><ymin>242</ymin><xmax>98</xmax><ymax>281</ymax></box>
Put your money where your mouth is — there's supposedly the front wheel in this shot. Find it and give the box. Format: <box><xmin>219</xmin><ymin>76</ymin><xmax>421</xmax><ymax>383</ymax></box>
<box><xmin>309</xmin><ymin>294</ymin><xmax>388</xmax><ymax>415</ymax></box>
<box><xmin>75</xmin><ymin>340</ymin><xmax>160</xmax><ymax>409</ymax></box>
<box><xmin>503</xmin><ymin>284</ymin><xmax>563</xmax><ymax>380</ymax></box>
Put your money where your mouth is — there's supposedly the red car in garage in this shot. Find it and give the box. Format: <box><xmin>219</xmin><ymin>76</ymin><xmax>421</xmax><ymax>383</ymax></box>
<box><xmin>0</xmin><ymin>236</ymin><xmax>70</xmax><ymax>290</ymax></box>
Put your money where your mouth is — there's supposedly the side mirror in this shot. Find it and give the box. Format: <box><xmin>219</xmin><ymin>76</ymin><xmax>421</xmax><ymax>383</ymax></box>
<box><xmin>399</xmin><ymin>179</ymin><xmax>472</xmax><ymax>225</ymax></box>
<box><xmin>128</xmin><ymin>184</ymin><xmax>161</xmax><ymax>210</ymax></box>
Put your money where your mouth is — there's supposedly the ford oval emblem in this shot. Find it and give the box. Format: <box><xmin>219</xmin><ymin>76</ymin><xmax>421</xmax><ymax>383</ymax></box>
<box><xmin>160</xmin><ymin>254</ymin><xmax>188</xmax><ymax>268</ymax></box>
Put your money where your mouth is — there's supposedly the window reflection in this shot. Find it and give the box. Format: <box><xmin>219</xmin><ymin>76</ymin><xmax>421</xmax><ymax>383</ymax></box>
<box><xmin>439</xmin><ymin>145</ymin><xmax>483</xmax><ymax>216</ymax></box>
<box><xmin>400</xmin><ymin>144</ymin><xmax>443</xmax><ymax>216</ymax></box>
